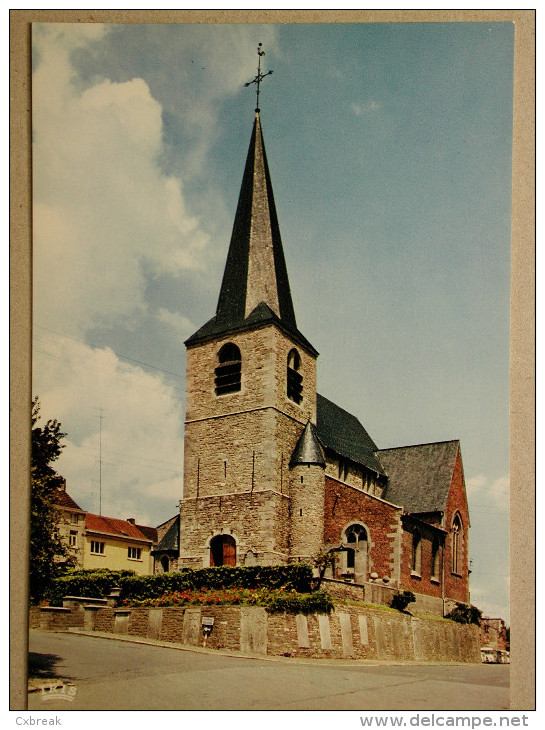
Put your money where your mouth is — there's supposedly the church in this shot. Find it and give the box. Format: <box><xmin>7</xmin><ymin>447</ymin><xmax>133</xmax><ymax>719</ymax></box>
<box><xmin>154</xmin><ymin>102</ymin><xmax>470</xmax><ymax>617</ymax></box>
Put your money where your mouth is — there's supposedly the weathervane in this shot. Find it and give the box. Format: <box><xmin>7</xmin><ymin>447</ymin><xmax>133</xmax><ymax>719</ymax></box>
<box><xmin>244</xmin><ymin>43</ymin><xmax>273</xmax><ymax>111</ymax></box>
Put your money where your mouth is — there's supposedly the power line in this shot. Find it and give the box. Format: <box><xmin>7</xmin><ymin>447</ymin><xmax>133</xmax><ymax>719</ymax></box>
<box><xmin>33</xmin><ymin>325</ymin><xmax>185</xmax><ymax>380</ymax></box>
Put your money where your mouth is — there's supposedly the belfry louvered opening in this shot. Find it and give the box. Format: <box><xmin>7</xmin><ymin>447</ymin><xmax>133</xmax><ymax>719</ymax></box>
<box><xmin>215</xmin><ymin>343</ymin><xmax>242</xmax><ymax>395</ymax></box>
<box><xmin>287</xmin><ymin>348</ymin><xmax>303</xmax><ymax>404</ymax></box>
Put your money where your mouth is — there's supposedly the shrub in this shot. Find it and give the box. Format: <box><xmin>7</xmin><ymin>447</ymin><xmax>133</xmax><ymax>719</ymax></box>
<box><xmin>45</xmin><ymin>564</ymin><xmax>314</xmax><ymax>606</ymax></box>
<box><xmin>445</xmin><ymin>602</ymin><xmax>482</xmax><ymax>625</ymax></box>
<box><xmin>391</xmin><ymin>590</ymin><xmax>416</xmax><ymax>612</ymax></box>
<box><xmin>44</xmin><ymin>569</ymin><xmax>135</xmax><ymax>606</ymax></box>
<box><xmin>118</xmin><ymin>564</ymin><xmax>313</xmax><ymax>601</ymax></box>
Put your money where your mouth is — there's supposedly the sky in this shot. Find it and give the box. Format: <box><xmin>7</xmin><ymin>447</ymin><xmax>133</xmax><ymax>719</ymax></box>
<box><xmin>31</xmin><ymin>22</ymin><xmax>514</xmax><ymax>621</ymax></box>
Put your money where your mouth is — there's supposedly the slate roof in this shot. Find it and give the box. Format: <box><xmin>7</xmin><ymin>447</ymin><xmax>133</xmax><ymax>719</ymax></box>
<box><xmin>378</xmin><ymin>440</ymin><xmax>460</xmax><ymax>515</ymax></box>
<box><xmin>290</xmin><ymin>421</ymin><xmax>326</xmax><ymax>467</ymax></box>
<box><xmin>152</xmin><ymin>515</ymin><xmax>180</xmax><ymax>554</ymax></box>
<box><xmin>52</xmin><ymin>488</ymin><xmax>84</xmax><ymax>512</ymax></box>
<box><xmin>185</xmin><ymin>112</ymin><xmax>317</xmax><ymax>357</ymax></box>
<box><xmin>85</xmin><ymin>514</ymin><xmax>153</xmax><ymax>543</ymax></box>
<box><xmin>316</xmin><ymin>393</ymin><xmax>386</xmax><ymax>476</ymax></box>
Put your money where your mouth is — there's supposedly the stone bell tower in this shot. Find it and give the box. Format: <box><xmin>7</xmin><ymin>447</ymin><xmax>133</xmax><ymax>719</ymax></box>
<box><xmin>178</xmin><ymin>108</ymin><xmax>322</xmax><ymax>568</ymax></box>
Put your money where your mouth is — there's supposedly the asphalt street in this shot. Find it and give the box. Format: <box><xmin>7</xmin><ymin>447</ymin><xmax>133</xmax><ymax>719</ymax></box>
<box><xmin>27</xmin><ymin>630</ymin><xmax>510</xmax><ymax>712</ymax></box>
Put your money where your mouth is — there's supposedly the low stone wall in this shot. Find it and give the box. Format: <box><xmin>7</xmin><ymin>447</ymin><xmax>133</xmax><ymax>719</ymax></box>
<box><xmin>31</xmin><ymin>603</ymin><xmax>481</xmax><ymax>662</ymax></box>
<box><xmin>322</xmin><ymin>579</ymin><xmax>445</xmax><ymax>617</ymax></box>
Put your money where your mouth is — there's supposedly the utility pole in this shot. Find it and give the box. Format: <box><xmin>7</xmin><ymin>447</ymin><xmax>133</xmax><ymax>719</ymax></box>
<box><xmin>98</xmin><ymin>408</ymin><xmax>104</xmax><ymax>515</ymax></box>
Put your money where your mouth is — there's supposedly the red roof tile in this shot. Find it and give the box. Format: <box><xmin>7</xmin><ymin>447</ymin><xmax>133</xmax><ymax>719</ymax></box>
<box><xmin>53</xmin><ymin>488</ymin><xmax>84</xmax><ymax>512</ymax></box>
<box><xmin>85</xmin><ymin>513</ymin><xmax>153</xmax><ymax>543</ymax></box>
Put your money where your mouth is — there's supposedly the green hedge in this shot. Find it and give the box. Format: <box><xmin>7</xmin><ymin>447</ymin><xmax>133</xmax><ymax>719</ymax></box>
<box><xmin>44</xmin><ymin>569</ymin><xmax>135</xmax><ymax>606</ymax></box>
<box><xmin>44</xmin><ymin>564</ymin><xmax>313</xmax><ymax>605</ymax></box>
<box><xmin>119</xmin><ymin>565</ymin><xmax>313</xmax><ymax>601</ymax></box>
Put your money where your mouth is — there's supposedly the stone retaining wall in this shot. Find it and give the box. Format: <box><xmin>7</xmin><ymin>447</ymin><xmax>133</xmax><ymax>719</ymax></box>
<box><xmin>30</xmin><ymin>603</ymin><xmax>481</xmax><ymax>662</ymax></box>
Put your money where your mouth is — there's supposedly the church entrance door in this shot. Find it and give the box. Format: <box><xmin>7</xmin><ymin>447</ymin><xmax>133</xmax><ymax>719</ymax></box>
<box><xmin>210</xmin><ymin>534</ymin><xmax>237</xmax><ymax>566</ymax></box>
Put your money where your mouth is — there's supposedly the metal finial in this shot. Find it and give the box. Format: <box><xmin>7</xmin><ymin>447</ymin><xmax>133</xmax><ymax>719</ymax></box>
<box><xmin>244</xmin><ymin>42</ymin><xmax>273</xmax><ymax>111</ymax></box>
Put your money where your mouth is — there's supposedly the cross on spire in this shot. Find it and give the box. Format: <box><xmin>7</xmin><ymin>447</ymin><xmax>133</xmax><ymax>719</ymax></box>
<box><xmin>244</xmin><ymin>43</ymin><xmax>273</xmax><ymax>111</ymax></box>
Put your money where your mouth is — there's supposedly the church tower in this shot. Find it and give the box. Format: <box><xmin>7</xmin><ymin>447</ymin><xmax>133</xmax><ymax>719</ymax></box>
<box><xmin>178</xmin><ymin>107</ymin><xmax>322</xmax><ymax>568</ymax></box>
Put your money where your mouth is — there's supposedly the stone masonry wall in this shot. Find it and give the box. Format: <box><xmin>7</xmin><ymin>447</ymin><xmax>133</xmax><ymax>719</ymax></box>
<box><xmin>289</xmin><ymin>463</ymin><xmax>325</xmax><ymax>561</ymax></box>
<box><xmin>41</xmin><ymin>604</ymin><xmax>481</xmax><ymax>662</ymax></box>
<box><xmin>179</xmin><ymin>490</ymin><xmax>291</xmax><ymax>566</ymax></box>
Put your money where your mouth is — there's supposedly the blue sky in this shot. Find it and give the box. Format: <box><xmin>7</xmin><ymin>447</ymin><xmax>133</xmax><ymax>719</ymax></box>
<box><xmin>32</xmin><ymin>22</ymin><xmax>513</xmax><ymax>620</ymax></box>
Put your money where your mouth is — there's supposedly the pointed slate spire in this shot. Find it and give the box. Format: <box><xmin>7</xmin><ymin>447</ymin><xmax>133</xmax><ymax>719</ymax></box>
<box><xmin>216</xmin><ymin>110</ymin><xmax>296</xmax><ymax>328</ymax></box>
<box><xmin>290</xmin><ymin>421</ymin><xmax>326</xmax><ymax>468</ymax></box>
<box><xmin>186</xmin><ymin>112</ymin><xmax>317</xmax><ymax>355</ymax></box>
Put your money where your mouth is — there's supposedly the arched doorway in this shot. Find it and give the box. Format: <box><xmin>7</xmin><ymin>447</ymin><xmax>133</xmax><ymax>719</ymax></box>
<box><xmin>160</xmin><ymin>555</ymin><xmax>170</xmax><ymax>573</ymax></box>
<box><xmin>210</xmin><ymin>534</ymin><xmax>237</xmax><ymax>566</ymax></box>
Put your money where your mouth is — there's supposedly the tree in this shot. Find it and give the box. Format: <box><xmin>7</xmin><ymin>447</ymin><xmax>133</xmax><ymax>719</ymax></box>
<box><xmin>30</xmin><ymin>397</ymin><xmax>73</xmax><ymax>603</ymax></box>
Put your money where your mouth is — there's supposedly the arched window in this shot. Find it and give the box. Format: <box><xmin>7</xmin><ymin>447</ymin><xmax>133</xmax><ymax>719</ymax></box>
<box><xmin>210</xmin><ymin>534</ymin><xmax>237</xmax><ymax>566</ymax></box>
<box><xmin>452</xmin><ymin>514</ymin><xmax>463</xmax><ymax>574</ymax></box>
<box><xmin>431</xmin><ymin>536</ymin><xmax>440</xmax><ymax>580</ymax></box>
<box><xmin>287</xmin><ymin>348</ymin><xmax>303</xmax><ymax>404</ymax></box>
<box><xmin>160</xmin><ymin>555</ymin><xmax>169</xmax><ymax>573</ymax></box>
<box><xmin>412</xmin><ymin>530</ymin><xmax>422</xmax><ymax>575</ymax></box>
<box><xmin>345</xmin><ymin>524</ymin><xmax>368</xmax><ymax>570</ymax></box>
<box><xmin>215</xmin><ymin>343</ymin><xmax>241</xmax><ymax>395</ymax></box>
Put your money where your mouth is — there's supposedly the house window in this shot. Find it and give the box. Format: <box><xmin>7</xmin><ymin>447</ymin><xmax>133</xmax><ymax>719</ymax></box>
<box><xmin>431</xmin><ymin>536</ymin><xmax>440</xmax><ymax>580</ymax></box>
<box><xmin>69</xmin><ymin>531</ymin><xmax>77</xmax><ymax>547</ymax></box>
<box><xmin>70</xmin><ymin>513</ymin><xmax>79</xmax><ymax>524</ymax></box>
<box><xmin>90</xmin><ymin>541</ymin><xmax>105</xmax><ymax>555</ymax></box>
<box><xmin>128</xmin><ymin>546</ymin><xmax>142</xmax><ymax>561</ymax></box>
<box><xmin>411</xmin><ymin>530</ymin><xmax>422</xmax><ymax>576</ymax></box>
<box><xmin>287</xmin><ymin>349</ymin><xmax>303</xmax><ymax>404</ymax></box>
<box><xmin>452</xmin><ymin>514</ymin><xmax>463</xmax><ymax>574</ymax></box>
<box><xmin>215</xmin><ymin>343</ymin><xmax>241</xmax><ymax>395</ymax></box>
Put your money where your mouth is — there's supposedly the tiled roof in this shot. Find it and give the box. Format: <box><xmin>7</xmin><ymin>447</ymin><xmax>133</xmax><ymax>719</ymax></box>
<box><xmin>52</xmin><ymin>488</ymin><xmax>84</xmax><ymax>512</ymax></box>
<box><xmin>137</xmin><ymin>524</ymin><xmax>158</xmax><ymax>543</ymax></box>
<box><xmin>316</xmin><ymin>393</ymin><xmax>386</xmax><ymax>475</ymax></box>
<box><xmin>85</xmin><ymin>513</ymin><xmax>153</xmax><ymax>543</ymax></box>
<box><xmin>378</xmin><ymin>440</ymin><xmax>460</xmax><ymax>515</ymax></box>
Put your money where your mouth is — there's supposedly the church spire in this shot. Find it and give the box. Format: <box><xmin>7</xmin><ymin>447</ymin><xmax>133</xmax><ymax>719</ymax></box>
<box><xmin>215</xmin><ymin>109</ymin><xmax>297</xmax><ymax>329</ymax></box>
<box><xmin>186</xmin><ymin>49</ymin><xmax>316</xmax><ymax>355</ymax></box>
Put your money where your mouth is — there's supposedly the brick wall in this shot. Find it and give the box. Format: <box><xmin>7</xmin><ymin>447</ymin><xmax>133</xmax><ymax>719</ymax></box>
<box><xmin>443</xmin><ymin>449</ymin><xmax>470</xmax><ymax>604</ymax></box>
<box><xmin>400</xmin><ymin>517</ymin><xmax>444</xmax><ymax>601</ymax></box>
<box><xmin>323</xmin><ymin>477</ymin><xmax>402</xmax><ymax>585</ymax></box>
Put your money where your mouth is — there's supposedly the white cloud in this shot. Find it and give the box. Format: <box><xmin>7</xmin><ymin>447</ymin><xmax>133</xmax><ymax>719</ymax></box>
<box><xmin>467</xmin><ymin>472</ymin><xmax>509</xmax><ymax>510</ymax></box>
<box><xmin>34</xmin><ymin>333</ymin><xmax>183</xmax><ymax>526</ymax></box>
<box><xmin>351</xmin><ymin>100</ymin><xmax>382</xmax><ymax>116</ymax></box>
<box><xmin>156</xmin><ymin>308</ymin><xmax>195</xmax><ymax>340</ymax></box>
<box><xmin>32</xmin><ymin>24</ymin><xmax>210</xmax><ymax>339</ymax></box>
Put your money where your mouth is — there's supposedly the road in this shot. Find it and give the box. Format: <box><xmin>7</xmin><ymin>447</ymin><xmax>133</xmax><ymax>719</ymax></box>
<box><xmin>27</xmin><ymin>630</ymin><xmax>510</xmax><ymax>711</ymax></box>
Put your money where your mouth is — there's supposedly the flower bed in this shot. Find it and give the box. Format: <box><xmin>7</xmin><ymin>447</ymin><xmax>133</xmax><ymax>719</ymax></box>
<box><xmin>124</xmin><ymin>586</ymin><xmax>334</xmax><ymax>614</ymax></box>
